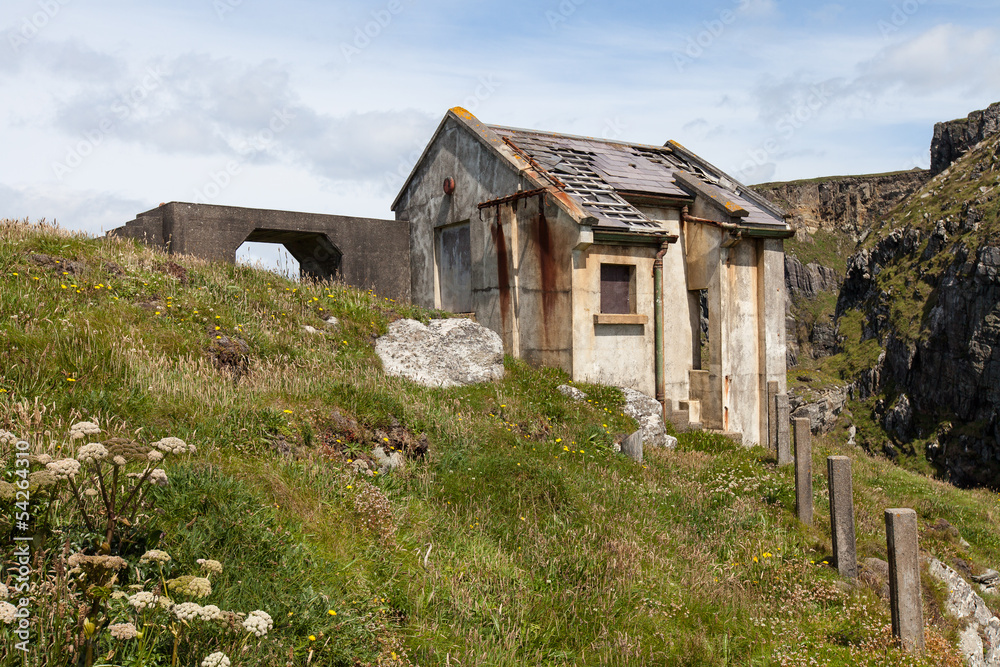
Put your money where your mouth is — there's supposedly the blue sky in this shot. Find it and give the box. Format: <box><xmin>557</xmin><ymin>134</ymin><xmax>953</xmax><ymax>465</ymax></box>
<box><xmin>1</xmin><ymin>0</ymin><xmax>998</xmax><ymax>268</ymax></box>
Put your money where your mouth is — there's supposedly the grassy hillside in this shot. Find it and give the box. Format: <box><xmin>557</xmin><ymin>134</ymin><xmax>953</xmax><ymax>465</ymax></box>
<box><xmin>1</xmin><ymin>219</ymin><xmax>998</xmax><ymax>666</ymax></box>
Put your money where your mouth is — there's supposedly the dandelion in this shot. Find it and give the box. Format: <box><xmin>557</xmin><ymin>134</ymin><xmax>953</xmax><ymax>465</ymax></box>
<box><xmin>242</xmin><ymin>609</ymin><xmax>273</xmax><ymax>637</ymax></box>
<box><xmin>109</xmin><ymin>622</ymin><xmax>138</xmax><ymax>640</ymax></box>
<box><xmin>309</xmin><ymin>635</ymin><xmax>316</xmax><ymax>641</ymax></box>
<box><xmin>202</xmin><ymin>652</ymin><xmax>231</xmax><ymax>667</ymax></box>
<box><xmin>328</xmin><ymin>610</ymin><xmax>337</xmax><ymax>616</ymax></box>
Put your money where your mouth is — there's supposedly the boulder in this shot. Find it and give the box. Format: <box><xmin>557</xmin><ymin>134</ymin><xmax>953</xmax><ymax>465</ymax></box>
<box><xmin>375</xmin><ymin>318</ymin><xmax>504</xmax><ymax>388</ymax></box>
<box><xmin>557</xmin><ymin>384</ymin><xmax>588</xmax><ymax>401</ymax></box>
<box><xmin>927</xmin><ymin>557</ymin><xmax>1000</xmax><ymax>667</ymax></box>
<box><xmin>619</xmin><ymin>387</ymin><xmax>674</xmax><ymax>449</ymax></box>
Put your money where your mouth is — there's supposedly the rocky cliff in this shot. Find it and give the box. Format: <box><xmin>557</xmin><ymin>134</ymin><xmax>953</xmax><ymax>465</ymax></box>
<box><xmin>836</xmin><ymin>132</ymin><xmax>1000</xmax><ymax>487</ymax></box>
<box><xmin>930</xmin><ymin>101</ymin><xmax>1000</xmax><ymax>175</ymax></box>
<box><xmin>755</xmin><ymin>170</ymin><xmax>930</xmax><ymax>240</ymax></box>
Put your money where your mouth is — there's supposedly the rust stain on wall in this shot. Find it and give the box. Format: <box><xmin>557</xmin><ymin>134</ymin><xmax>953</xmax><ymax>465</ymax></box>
<box><xmin>491</xmin><ymin>207</ymin><xmax>511</xmax><ymax>331</ymax></box>
<box><xmin>534</xmin><ymin>198</ymin><xmax>556</xmax><ymax>346</ymax></box>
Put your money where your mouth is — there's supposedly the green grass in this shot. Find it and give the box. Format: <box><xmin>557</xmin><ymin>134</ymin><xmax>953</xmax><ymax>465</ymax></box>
<box><xmin>0</xmin><ymin>219</ymin><xmax>996</xmax><ymax>666</ymax></box>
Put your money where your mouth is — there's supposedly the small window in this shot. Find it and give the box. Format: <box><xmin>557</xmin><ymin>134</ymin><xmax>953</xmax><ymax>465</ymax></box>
<box><xmin>600</xmin><ymin>263</ymin><xmax>635</xmax><ymax>314</ymax></box>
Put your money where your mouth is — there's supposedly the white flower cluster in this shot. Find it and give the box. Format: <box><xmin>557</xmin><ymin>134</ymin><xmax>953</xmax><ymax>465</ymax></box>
<box><xmin>147</xmin><ymin>450</ymin><xmax>164</xmax><ymax>462</ymax></box>
<box><xmin>127</xmin><ymin>591</ymin><xmax>158</xmax><ymax>611</ymax></box>
<box><xmin>0</xmin><ymin>602</ymin><xmax>17</xmax><ymax>624</ymax></box>
<box><xmin>149</xmin><ymin>468</ymin><xmax>169</xmax><ymax>486</ymax></box>
<box><xmin>109</xmin><ymin>622</ymin><xmax>138</xmax><ymax>640</ymax></box>
<box><xmin>139</xmin><ymin>549</ymin><xmax>171</xmax><ymax>565</ymax></box>
<box><xmin>242</xmin><ymin>609</ymin><xmax>273</xmax><ymax>637</ymax></box>
<box><xmin>76</xmin><ymin>442</ymin><xmax>108</xmax><ymax>464</ymax></box>
<box><xmin>46</xmin><ymin>458</ymin><xmax>81</xmax><ymax>480</ymax></box>
<box><xmin>0</xmin><ymin>431</ymin><xmax>18</xmax><ymax>445</ymax></box>
<box><xmin>70</xmin><ymin>421</ymin><xmax>101</xmax><ymax>440</ymax></box>
<box><xmin>202</xmin><ymin>652</ymin><xmax>231</xmax><ymax>667</ymax></box>
<box><xmin>153</xmin><ymin>437</ymin><xmax>195</xmax><ymax>455</ymax></box>
<box><xmin>199</xmin><ymin>604</ymin><xmax>222</xmax><ymax>621</ymax></box>
<box><xmin>33</xmin><ymin>454</ymin><xmax>52</xmax><ymax>465</ymax></box>
<box><xmin>168</xmin><ymin>575</ymin><xmax>212</xmax><ymax>598</ymax></box>
<box><xmin>174</xmin><ymin>602</ymin><xmax>203</xmax><ymax>622</ymax></box>
<box><xmin>113</xmin><ymin>455</ymin><xmax>127</xmax><ymax>466</ymax></box>
<box><xmin>197</xmin><ymin>558</ymin><xmax>223</xmax><ymax>575</ymax></box>
<box><xmin>0</xmin><ymin>583</ymin><xmax>8</xmax><ymax>599</ymax></box>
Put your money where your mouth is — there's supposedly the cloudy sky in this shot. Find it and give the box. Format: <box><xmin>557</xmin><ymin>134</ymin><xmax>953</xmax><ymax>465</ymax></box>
<box><xmin>1</xmin><ymin>0</ymin><xmax>998</xmax><ymax>269</ymax></box>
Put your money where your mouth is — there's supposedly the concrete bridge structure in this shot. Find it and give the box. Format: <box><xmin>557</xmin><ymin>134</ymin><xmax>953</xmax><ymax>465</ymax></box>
<box><xmin>109</xmin><ymin>201</ymin><xmax>411</xmax><ymax>302</ymax></box>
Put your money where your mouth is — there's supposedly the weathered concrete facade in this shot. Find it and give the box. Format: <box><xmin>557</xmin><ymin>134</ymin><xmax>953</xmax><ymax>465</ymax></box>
<box><xmin>109</xmin><ymin>202</ymin><xmax>410</xmax><ymax>302</ymax></box>
<box><xmin>394</xmin><ymin>108</ymin><xmax>793</xmax><ymax>444</ymax></box>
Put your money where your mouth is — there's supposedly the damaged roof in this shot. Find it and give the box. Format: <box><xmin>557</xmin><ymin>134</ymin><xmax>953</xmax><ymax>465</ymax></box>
<box><xmin>488</xmin><ymin>123</ymin><xmax>788</xmax><ymax>233</ymax></box>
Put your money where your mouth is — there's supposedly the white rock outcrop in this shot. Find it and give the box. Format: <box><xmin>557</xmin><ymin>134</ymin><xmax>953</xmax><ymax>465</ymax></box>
<box><xmin>375</xmin><ymin>318</ymin><xmax>504</xmax><ymax>388</ymax></box>
<box><xmin>927</xmin><ymin>558</ymin><xmax>1000</xmax><ymax>667</ymax></box>
<box><xmin>619</xmin><ymin>387</ymin><xmax>675</xmax><ymax>449</ymax></box>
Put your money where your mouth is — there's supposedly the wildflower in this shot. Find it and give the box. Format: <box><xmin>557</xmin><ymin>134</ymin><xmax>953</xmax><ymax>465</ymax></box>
<box><xmin>128</xmin><ymin>591</ymin><xmax>158</xmax><ymax>611</ymax></box>
<box><xmin>147</xmin><ymin>450</ymin><xmax>164</xmax><ymax>462</ymax></box>
<box><xmin>148</xmin><ymin>468</ymin><xmax>169</xmax><ymax>486</ymax></box>
<box><xmin>112</xmin><ymin>455</ymin><xmax>127</xmax><ymax>466</ymax></box>
<box><xmin>167</xmin><ymin>575</ymin><xmax>212</xmax><ymax>598</ymax></box>
<box><xmin>33</xmin><ymin>453</ymin><xmax>52</xmax><ymax>465</ymax></box>
<box><xmin>69</xmin><ymin>421</ymin><xmax>100</xmax><ymax>440</ymax></box>
<box><xmin>111</xmin><ymin>591</ymin><xmax>129</xmax><ymax>600</ymax></box>
<box><xmin>198</xmin><ymin>604</ymin><xmax>222</xmax><ymax>621</ymax></box>
<box><xmin>0</xmin><ymin>583</ymin><xmax>7</xmax><ymax>599</ymax></box>
<box><xmin>174</xmin><ymin>602</ymin><xmax>203</xmax><ymax>621</ymax></box>
<box><xmin>84</xmin><ymin>488</ymin><xmax>99</xmax><ymax>497</ymax></box>
<box><xmin>140</xmin><ymin>549</ymin><xmax>172</xmax><ymax>565</ymax></box>
<box><xmin>76</xmin><ymin>442</ymin><xmax>109</xmax><ymax>464</ymax></box>
<box><xmin>0</xmin><ymin>602</ymin><xmax>18</xmax><ymax>624</ymax></box>
<box><xmin>46</xmin><ymin>458</ymin><xmax>81</xmax><ymax>480</ymax></box>
<box><xmin>109</xmin><ymin>622</ymin><xmax>138</xmax><ymax>640</ymax></box>
<box><xmin>28</xmin><ymin>470</ymin><xmax>56</xmax><ymax>487</ymax></box>
<box><xmin>309</xmin><ymin>635</ymin><xmax>316</xmax><ymax>641</ymax></box>
<box><xmin>202</xmin><ymin>652</ymin><xmax>231</xmax><ymax>667</ymax></box>
<box><xmin>242</xmin><ymin>609</ymin><xmax>273</xmax><ymax>637</ymax></box>
<box><xmin>0</xmin><ymin>431</ymin><xmax>17</xmax><ymax>445</ymax></box>
<box><xmin>197</xmin><ymin>558</ymin><xmax>223</xmax><ymax>575</ymax></box>
<box><xmin>153</xmin><ymin>436</ymin><xmax>194</xmax><ymax>455</ymax></box>
<box><xmin>0</xmin><ymin>481</ymin><xmax>14</xmax><ymax>500</ymax></box>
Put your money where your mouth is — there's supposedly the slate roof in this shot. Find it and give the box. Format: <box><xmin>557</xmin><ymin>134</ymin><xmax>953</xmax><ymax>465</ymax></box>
<box><xmin>488</xmin><ymin>124</ymin><xmax>788</xmax><ymax>234</ymax></box>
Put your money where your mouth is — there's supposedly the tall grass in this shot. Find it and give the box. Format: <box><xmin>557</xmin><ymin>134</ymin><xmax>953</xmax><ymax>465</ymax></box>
<box><xmin>0</xmin><ymin>219</ymin><xmax>996</xmax><ymax>665</ymax></box>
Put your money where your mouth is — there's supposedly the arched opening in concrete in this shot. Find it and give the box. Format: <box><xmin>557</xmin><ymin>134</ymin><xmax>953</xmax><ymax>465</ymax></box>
<box><xmin>237</xmin><ymin>229</ymin><xmax>343</xmax><ymax>281</ymax></box>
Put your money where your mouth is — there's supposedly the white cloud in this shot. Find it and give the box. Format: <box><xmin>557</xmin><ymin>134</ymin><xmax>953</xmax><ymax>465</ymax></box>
<box><xmin>857</xmin><ymin>24</ymin><xmax>1000</xmax><ymax>94</ymax></box>
<box><xmin>0</xmin><ymin>183</ymin><xmax>146</xmax><ymax>235</ymax></box>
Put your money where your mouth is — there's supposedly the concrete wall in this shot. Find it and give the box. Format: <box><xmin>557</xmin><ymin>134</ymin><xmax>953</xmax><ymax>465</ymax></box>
<box><xmin>571</xmin><ymin>243</ymin><xmax>658</xmax><ymax>396</ymax></box>
<box><xmin>392</xmin><ymin>115</ymin><xmax>527</xmax><ymax>311</ymax></box>
<box><xmin>721</xmin><ymin>239</ymin><xmax>763</xmax><ymax>444</ymax></box>
<box><xmin>110</xmin><ymin>202</ymin><xmax>411</xmax><ymax>302</ymax></box>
